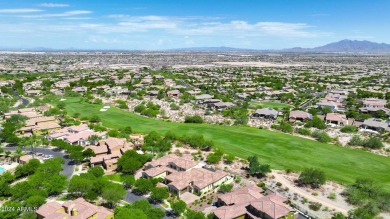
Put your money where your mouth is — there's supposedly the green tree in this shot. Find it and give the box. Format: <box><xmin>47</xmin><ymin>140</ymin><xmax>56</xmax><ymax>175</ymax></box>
<box><xmin>25</xmin><ymin>195</ymin><xmax>46</xmax><ymax>208</ymax></box>
<box><xmin>248</xmin><ymin>156</ymin><xmax>271</xmax><ymax>177</ymax></box>
<box><xmin>122</xmin><ymin>126</ymin><xmax>132</xmax><ymax>134</ymax></box>
<box><xmin>57</xmin><ymin>102</ymin><xmax>66</xmax><ymax>110</ymax></box>
<box><xmin>311</xmin><ymin>131</ymin><xmax>332</xmax><ymax>143</ymax></box>
<box><xmin>224</xmin><ymin>154</ymin><xmax>235</xmax><ymax>164</ymax></box>
<box><xmin>102</xmin><ymin>183</ymin><xmax>126</xmax><ymax>208</ymax></box>
<box><xmin>150</xmin><ymin>187</ymin><xmax>169</xmax><ymax>203</ymax></box>
<box><xmin>82</xmin><ymin>148</ymin><xmax>96</xmax><ymax>159</ymax></box>
<box><xmin>121</xmin><ymin>175</ymin><xmax>135</xmax><ymax>189</ymax></box>
<box><xmin>107</xmin><ymin>129</ymin><xmax>120</xmax><ymax>137</ymax></box>
<box><xmin>68</xmin><ymin>175</ymin><xmax>94</xmax><ymax>198</ymax></box>
<box><xmin>69</xmin><ymin>149</ymin><xmax>84</xmax><ymax>163</ymax></box>
<box><xmin>206</xmin><ymin>153</ymin><xmax>222</xmax><ymax>164</ymax></box>
<box><xmin>298</xmin><ymin>168</ymin><xmax>326</xmax><ymax>188</ymax></box>
<box><xmin>340</xmin><ymin>125</ymin><xmax>358</xmax><ymax>133</ymax></box>
<box><xmin>184</xmin><ymin>209</ymin><xmax>206</xmax><ymax>219</ymax></box>
<box><xmin>0</xmin><ymin>201</ymin><xmax>23</xmax><ymax>219</ymax></box>
<box><xmin>184</xmin><ymin>115</ymin><xmax>204</xmax><ymax>123</ymax></box>
<box><xmin>332</xmin><ymin>212</ymin><xmax>346</xmax><ymax>219</ymax></box>
<box><xmin>116</xmin><ymin>208</ymin><xmax>147</xmax><ymax>219</ymax></box>
<box><xmin>305</xmin><ymin>116</ymin><xmax>326</xmax><ymax>129</ymax></box>
<box><xmin>87</xmin><ymin>135</ymin><xmax>100</xmax><ymax>145</ymax></box>
<box><xmin>117</xmin><ymin>150</ymin><xmax>150</xmax><ymax>174</ymax></box>
<box><xmin>14</xmin><ymin>158</ymin><xmax>41</xmax><ymax>178</ymax></box>
<box><xmin>87</xmin><ymin>166</ymin><xmax>105</xmax><ymax>178</ymax></box>
<box><xmin>89</xmin><ymin>115</ymin><xmax>101</xmax><ymax>123</ymax></box>
<box><xmin>134</xmin><ymin>178</ymin><xmax>154</xmax><ymax>194</ymax></box>
<box><xmin>171</xmin><ymin>200</ymin><xmax>187</xmax><ymax>216</ymax></box>
<box><xmin>218</xmin><ymin>183</ymin><xmax>233</xmax><ymax>193</ymax></box>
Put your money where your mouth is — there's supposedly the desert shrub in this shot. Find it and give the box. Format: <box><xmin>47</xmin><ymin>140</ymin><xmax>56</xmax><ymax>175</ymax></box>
<box><xmin>297</xmin><ymin>128</ymin><xmax>311</xmax><ymax>136</ymax></box>
<box><xmin>311</xmin><ymin>131</ymin><xmax>332</xmax><ymax>143</ymax></box>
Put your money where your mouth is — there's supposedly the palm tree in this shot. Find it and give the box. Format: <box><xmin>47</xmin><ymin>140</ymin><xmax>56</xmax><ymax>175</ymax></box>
<box><xmin>28</xmin><ymin>135</ymin><xmax>40</xmax><ymax>158</ymax></box>
<box><xmin>13</xmin><ymin>146</ymin><xmax>24</xmax><ymax>163</ymax></box>
<box><xmin>5</xmin><ymin>151</ymin><xmax>11</xmax><ymax>159</ymax></box>
<box><xmin>87</xmin><ymin>135</ymin><xmax>101</xmax><ymax>145</ymax></box>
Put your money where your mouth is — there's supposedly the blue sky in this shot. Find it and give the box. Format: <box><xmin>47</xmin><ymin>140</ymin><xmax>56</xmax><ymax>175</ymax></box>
<box><xmin>0</xmin><ymin>0</ymin><xmax>389</xmax><ymax>50</ymax></box>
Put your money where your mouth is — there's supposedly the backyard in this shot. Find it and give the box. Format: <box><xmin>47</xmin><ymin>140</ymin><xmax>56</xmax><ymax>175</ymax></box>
<box><xmin>249</xmin><ymin>101</ymin><xmax>293</xmax><ymax>109</ymax></box>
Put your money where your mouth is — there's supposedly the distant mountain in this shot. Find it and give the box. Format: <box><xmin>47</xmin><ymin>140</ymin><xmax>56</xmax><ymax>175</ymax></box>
<box><xmin>284</xmin><ymin>39</ymin><xmax>390</xmax><ymax>53</ymax></box>
<box><xmin>169</xmin><ymin>46</ymin><xmax>258</xmax><ymax>52</ymax></box>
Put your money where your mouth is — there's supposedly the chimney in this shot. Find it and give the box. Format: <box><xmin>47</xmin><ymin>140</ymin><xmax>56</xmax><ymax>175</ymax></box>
<box><xmin>71</xmin><ymin>208</ymin><xmax>78</xmax><ymax>216</ymax></box>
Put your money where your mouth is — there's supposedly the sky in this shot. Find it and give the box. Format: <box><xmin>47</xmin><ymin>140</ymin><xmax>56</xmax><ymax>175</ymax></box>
<box><xmin>0</xmin><ymin>0</ymin><xmax>389</xmax><ymax>50</ymax></box>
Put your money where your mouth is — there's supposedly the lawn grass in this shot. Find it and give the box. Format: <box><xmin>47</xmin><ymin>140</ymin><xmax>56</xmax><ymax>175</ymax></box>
<box><xmin>250</xmin><ymin>101</ymin><xmax>292</xmax><ymax>109</ymax></box>
<box><xmin>102</xmin><ymin>173</ymin><xmax>123</xmax><ymax>182</ymax></box>
<box><xmin>58</xmin><ymin>97</ymin><xmax>390</xmax><ymax>190</ymax></box>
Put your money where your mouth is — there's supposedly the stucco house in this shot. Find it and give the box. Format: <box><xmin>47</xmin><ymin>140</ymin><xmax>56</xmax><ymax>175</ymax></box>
<box><xmin>213</xmin><ymin>186</ymin><xmax>297</xmax><ymax>219</ymax></box>
<box><xmin>325</xmin><ymin>113</ymin><xmax>348</xmax><ymax>126</ymax></box>
<box><xmin>142</xmin><ymin>154</ymin><xmax>232</xmax><ymax>197</ymax></box>
<box><xmin>252</xmin><ymin>108</ymin><xmax>279</xmax><ymax>120</ymax></box>
<box><xmin>360</xmin><ymin>118</ymin><xmax>390</xmax><ymax>132</ymax></box>
<box><xmin>36</xmin><ymin>197</ymin><xmax>113</xmax><ymax>219</ymax></box>
<box><xmin>288</xmin><ymin>110</ymin><xmax>312</xmax><ymax>122</ymax></box>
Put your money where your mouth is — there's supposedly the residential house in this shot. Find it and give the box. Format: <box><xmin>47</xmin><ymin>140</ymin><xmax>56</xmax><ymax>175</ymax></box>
<box><xmin>316</xmin><ymin>102</ymin><xmax>340</xmax><ymax>112</ymax></box>
<box><xmin>252</xmin><ymin>108</ymin><xmax>279</xmax><ymax>120</ymax></box>
<box><xmin>89</xmin><ymin>137</ymin><xmax>134</xmax><ymax>171</ymax></box>
<box><xmin>19</xmin><ymin>116</ymin><xmax>61</xmax><ymax>136</ymax></box>
<box><xmin>360</xmin><ymin>118</ymin><xmax>390</xmax><ymax>132</ymax></box>
<box><xmin>166</xmin><ymin>90</ymin><xmax>182</xmax><ymax>97</ymax></box>
<box><xmin>64</xmin><ymin>130</ymin><xmax>106</xmax><ymax>146</ymax></box>
<box><xmin>165</xmin><ymin>167</ymin><xmax>232</xmax><ymax>197</ymax></box>
<box><xmin>25</xmin><ymin>90</ymin><xmax>41</xmax><ymax>96</ymax></box>
<box><xmin>46</xmin><ymin>124</ymin><xmax>91</xmax><ymax>141</ymax></box>
<box><xmin>4</xmin><ymin>108</ymin><xmax>42</xmax><ymax>119</ymax></box>
<box><xmin>19</xmin><ymin>155</ymin><xmax>33</xmax><ymax>164</ymax></box>
<box><xmin>325</xmin><ymin>113</ymin><xmax>348</xmax><ymax>126</ymax></box>
<box><xmin>72</xmin><ymin>87</ymin><xmax>88</xmax><ymax>93</ymax></box>
<box><xmin>98</xmin><ymin>137</ymin><xmax>133</xmax><ymax>154</ymax></box>
<box><xmin>213</xmin><ymin>102</ymin><xmax>235</xmax><ymax>110</ymax></box>
<box><xmin>187</xmin><ymin>89</ymin><xmax>202</xmax><ymax>95</ymax></box>
<box><xmin>213</xmin><ymin>186</ymin><xmax>297</xmax><ymax>219</ymax></box>
<box><xmin>359</xmin><ymin>98</ymin><xmax>390</xmax><ymax>115</ymax></box>
<box><xmin>36</xmin><ymin>197</ymin><xmax>113</xmax><ymax>219</ymax></box>
<box><xmin>142</xmin><ymin>154</ymin><xmax>199</xmax><ymax>179</ymax></box>
<box><xmin>142</xmin><ymin>154</ymin><xmax>232</xmax><ymax>197</ymax></box>
<box><xmin>147</xmin><ymin>90</ymin><xmax>159</xmax><ymax>96</ymax></box>
<box><xmin>195</xmin><ymin>94</ymin><xmax>214</xmax><ymax>103</ymax></box>
<box><xmin>289</xmin><ymin>110</ymin><xmax>312</xmax><ymax>122</ymax></box>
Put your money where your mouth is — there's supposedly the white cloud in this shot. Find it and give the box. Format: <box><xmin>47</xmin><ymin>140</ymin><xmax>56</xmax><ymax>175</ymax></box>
<box><xmin>0</xmin><ymin>14</ymin><xmax>330</xmax><ymax>49</ymax></box>
<box><xmin>39</xmin><ymin>3</ymin><xmax>70</xmax><ymax>8</ymax></box>
<box><xmin>0</xmin><ymin>8</ymin><xmax>43</xmax><ymax>13</ymax></box>
<box><xmin>18</xmin><ymin>10</ymin><xmax>92</xmax><ymax>18</ymax></box>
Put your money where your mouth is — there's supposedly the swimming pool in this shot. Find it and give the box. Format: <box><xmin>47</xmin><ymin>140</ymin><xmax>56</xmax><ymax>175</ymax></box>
<box><xmin>0</xmin><ymin>167</ymin><xmax>4</xmax><ymax>173</ymax></box>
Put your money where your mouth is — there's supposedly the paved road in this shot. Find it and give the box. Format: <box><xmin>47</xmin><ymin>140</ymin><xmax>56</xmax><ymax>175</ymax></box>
<box><xmin>3</xmin><ymin>146</ymin><xmax>75</xmax><ymax>179</ymax></box>
<box><xmin>124</xmin><ymin>190</ymin><xmax>174</xmax><ymax>219</ymax></box>
<box><xmin>21</xmin><ymin>98</ymin><xmax>30</xmax><ymax>106</ymax></box>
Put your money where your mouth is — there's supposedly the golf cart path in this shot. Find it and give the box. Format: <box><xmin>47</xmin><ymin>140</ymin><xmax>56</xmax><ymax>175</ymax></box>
<box><xmin>272</xmin><ymin>172</ymin><xmax>351</xmax><ymax>215</ymax></box>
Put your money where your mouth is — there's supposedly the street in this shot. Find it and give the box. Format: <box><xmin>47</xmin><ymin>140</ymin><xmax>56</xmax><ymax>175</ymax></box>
<box><xmin>3</xmin><ymin>146</ymin><xmax>75</xmax><ymax>179</ymax></box>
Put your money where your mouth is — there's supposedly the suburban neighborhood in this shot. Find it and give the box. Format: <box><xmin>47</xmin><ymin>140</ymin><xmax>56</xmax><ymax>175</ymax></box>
<box><xmin>0</xmin><ymin>50</ymin><xmax>389</xmax><ymax>219</ymax></box>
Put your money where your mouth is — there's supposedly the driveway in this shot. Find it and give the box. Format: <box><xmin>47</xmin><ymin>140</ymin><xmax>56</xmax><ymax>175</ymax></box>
<box><xmin>3</xmin><ymin>146</ymin><xmax>75</xmax><ymax>179</ymax></box>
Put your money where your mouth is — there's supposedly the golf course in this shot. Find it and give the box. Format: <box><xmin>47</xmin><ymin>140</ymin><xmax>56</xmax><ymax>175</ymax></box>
<box><xmin>58</xmin><ymin>97</ymin><xmax>390</xmax><ymax>190</ymax></box>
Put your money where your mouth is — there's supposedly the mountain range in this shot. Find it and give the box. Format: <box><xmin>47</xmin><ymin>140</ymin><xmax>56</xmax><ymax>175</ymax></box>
<box><xmin>2</xmin><ymin>39</ymin><xmax>390</xmax><ymax>53</ymax></box>
<box><xmin>283</xmin><ymin>39</ymin><xmax>390</xmax><ymax>53</ymax></box>
<box><xmin>172</xmin><ymin>40</ymin><xmax>390</xmax><ymax>53</ymax></box>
